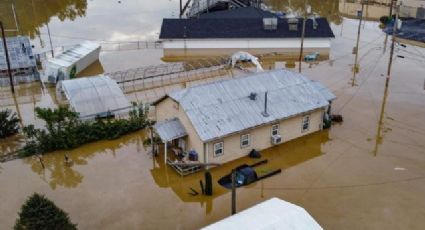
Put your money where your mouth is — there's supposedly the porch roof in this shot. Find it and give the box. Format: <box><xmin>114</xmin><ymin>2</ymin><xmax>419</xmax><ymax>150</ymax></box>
<box><xmin>153</xmin><ymin>118</ymin><xmax>187</xmax><ymax>142</ymax></box>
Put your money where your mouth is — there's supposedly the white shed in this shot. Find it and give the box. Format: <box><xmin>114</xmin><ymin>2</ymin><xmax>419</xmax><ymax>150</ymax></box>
<box><xmin>60</xmin><ymin>75</ymin><xmax>131</xmax><ymax>120</ymax></box>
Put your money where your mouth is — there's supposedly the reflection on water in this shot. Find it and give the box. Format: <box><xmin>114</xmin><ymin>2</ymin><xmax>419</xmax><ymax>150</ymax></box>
<box><xmin>23</xmin><ymin>131</ymin><xmax>146</xmax><ymax>189</ymax></box>
<box><xmin>0</xmin><ymin>0</ymin><xmax>87</xmax><ymax>38</ymax></box>
<box><xmin>150</xmin><ymin>130</ymin><xmax>329</xmax><ymax>214</ymax></box>
<box><xmin>265</xmin><ymin>0</ymin><xmax>343</xmax><ymax>25</ymax></box>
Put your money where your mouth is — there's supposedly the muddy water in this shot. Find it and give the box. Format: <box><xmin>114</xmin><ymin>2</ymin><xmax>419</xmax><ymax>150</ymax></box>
<box><xmin>1</xmin><ymin>0</ymin><xmax>425</xmax><ymax>229</ymax></box>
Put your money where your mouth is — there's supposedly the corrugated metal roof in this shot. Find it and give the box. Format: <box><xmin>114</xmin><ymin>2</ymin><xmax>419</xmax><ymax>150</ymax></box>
<box><xmin>168</xmin><ymin>69</ymin><xmax>335</xmax><ymax>142</ymax></box>
<box><xmin>311</xmin><ymin>81</ymin><xmax>337</xmax><ymax>101</ymax></box>
<box><xmin>202</xmin><ymin>198</ymin><xmax>323</xmax><ymax>230</ymax></box>
<box><xmin>48</xmin><ymin>41</ymin><xmax>100</xmax><ymax>68</ymax></box>
<box><xmin>0</xmin><ymin>36</ymin><xmax>36</xmax><ymax>70</ymax></box>
<box><xmin>153</xmin><ymin>118</ymin><xmax>188</xmax><ymax>142</ymax></box>
<box><xmin>61</xmin><ymin>75</ymin><xmax>131</xmax><ymax>119</ymax></box>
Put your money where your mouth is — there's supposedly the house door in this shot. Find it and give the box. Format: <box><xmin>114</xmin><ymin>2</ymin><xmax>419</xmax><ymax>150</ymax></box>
<box><xmin>178</xmin><ymin>139</ymin><xmax>186</xmax><ymax>151</ymax></box>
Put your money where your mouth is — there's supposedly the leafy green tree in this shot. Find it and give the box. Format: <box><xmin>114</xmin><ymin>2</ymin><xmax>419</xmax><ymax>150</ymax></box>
<box><xmin>14</xmin><ymin>193</ymin><xmax>77</xmax><ymax>230</ymax></box>
<box><xmin>21</xmin><ymin>103</ymin><xmax>151</xmax><ymax>156</ymax></box>
<box><xmin>0</xmin><ymin>109</ymin><xmax>20</xmax><ymax>138</ymax></box>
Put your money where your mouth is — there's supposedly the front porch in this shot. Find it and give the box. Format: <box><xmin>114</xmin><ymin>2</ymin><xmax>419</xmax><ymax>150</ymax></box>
<box><xmin>153</xmin><ymin>118</ymin><xmax>203</xmax><ymax>176</ymax></box>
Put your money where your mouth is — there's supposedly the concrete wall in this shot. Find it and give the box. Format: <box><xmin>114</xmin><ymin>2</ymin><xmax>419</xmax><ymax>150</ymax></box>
<box><xmin>155</xmin><ymin>97</ymin><xmax>205</xmax><ymax>162</ymax></box>
<box><xmin>206</xmin><ymin>108</ymin><xmax>325</xmax><ymax>164</ymax></box>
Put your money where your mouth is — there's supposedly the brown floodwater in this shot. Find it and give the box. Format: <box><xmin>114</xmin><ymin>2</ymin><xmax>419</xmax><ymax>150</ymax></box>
<box><xmin>1</xmin><ymin>0</ymin><xmax>425</xmax><ymax>229</ymax></box>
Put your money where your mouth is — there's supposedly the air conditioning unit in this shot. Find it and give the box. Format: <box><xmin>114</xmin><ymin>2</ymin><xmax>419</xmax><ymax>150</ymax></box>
<box><xmin>271</xmin><ymin>135</ymin><xmax>282</xmax><ymax>145</ymax></box>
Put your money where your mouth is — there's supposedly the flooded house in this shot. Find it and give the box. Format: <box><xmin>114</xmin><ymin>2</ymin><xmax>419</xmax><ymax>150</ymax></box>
<box><xmin>152</xmin><ymin>69</ymin><xmax>336</xmax><ymax>171</ymax></box>
<box><xmin>159</xmin><ymin>7</ymin><xmax>335</xmax><ymax>60</ymax></box>
<box><xmin>0</xmin><ymin>36</ymin><xmax>38</xmax><ymax>86</ymax></box>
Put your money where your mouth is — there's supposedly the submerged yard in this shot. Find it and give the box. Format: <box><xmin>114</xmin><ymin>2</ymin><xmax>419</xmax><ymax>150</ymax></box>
<box><xmin>1</xmin><ymin>0</ymin><xmax>425</xmax><ymax>229</ymax></box>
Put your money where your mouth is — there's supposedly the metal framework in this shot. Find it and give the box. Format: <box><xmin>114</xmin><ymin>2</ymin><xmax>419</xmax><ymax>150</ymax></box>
<box><xmin>107</xmin><ymin>56</ymin><xmax>231</xmax><ymax>94</ymax></box>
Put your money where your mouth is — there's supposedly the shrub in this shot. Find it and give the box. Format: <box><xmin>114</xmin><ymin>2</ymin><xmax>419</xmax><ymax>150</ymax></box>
<box><xmin>14</xmin><ymin>193</ymin><xmax>77</xmax><ymax>230</ymax></box>
<box><xmin>21</xmin><ymin>102</ymin><xmax>151</xmax><ymax>156</ymax></box>
<box><xmin>0</xmin><ymin>109</ymin><xmax>20</xmax><ymax>138</ymax></box>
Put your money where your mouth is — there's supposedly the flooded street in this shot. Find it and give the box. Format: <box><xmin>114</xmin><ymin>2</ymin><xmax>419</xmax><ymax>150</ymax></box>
<box><xmin>1</xmin><ymin>0</ymin><xmax>425</xmax><ymax>229</ymax></box>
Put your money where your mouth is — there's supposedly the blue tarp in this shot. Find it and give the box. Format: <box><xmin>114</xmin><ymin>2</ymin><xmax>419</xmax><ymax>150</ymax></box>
<box><xmin>384</xmin><ymin>18</ymin><xmax>425</xmax><ymax>43</ymax></box>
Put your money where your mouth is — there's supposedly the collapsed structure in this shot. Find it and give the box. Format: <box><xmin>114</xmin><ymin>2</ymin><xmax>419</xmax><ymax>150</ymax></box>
<box><xmin>0</xmin><ymin>36</ymin><xmax>38</xmax><ymax>86</ymax></box>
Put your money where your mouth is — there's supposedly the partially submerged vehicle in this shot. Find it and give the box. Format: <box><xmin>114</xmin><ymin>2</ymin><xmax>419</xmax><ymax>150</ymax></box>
<box><xmin>43</xmin><ymin>41</ymin><xmax>101</xmax><ymax>84</ymax></box>
<box><xmin>218</xmin><ymin>159</ymin><xmax>281</xmax><ymax>189</ymax></box>
<box><xmin>304</xmin><ymin>52</ymin><xmax>320</xmax><ymax>62</ymax></box>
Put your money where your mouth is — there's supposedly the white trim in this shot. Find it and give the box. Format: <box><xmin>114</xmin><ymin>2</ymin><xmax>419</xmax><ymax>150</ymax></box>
<box><xmin>240</xmin><ymin>134</ymin><xmax>251</xmax><ymax>148</ymax></box>
<box><xmin>271</xmin><ymin>124</ymin><xmax>280</xmax><ymax>136</ymax></box>
<box><xmin>213</xmin><ymin>142</ymin><xmax>224</xmax><ymax>157</ymax></box>
<box><xmin>301</xmin><ymin>115</ymin><xmax>311</xmax><ymax>133</ymax></box>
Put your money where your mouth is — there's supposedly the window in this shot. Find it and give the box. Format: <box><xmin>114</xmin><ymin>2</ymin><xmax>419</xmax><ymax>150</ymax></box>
<box><xmin>240</xmin><ymin>134</ymin><xmax>250</xmax><ymax>148</ymax></box>
<box><xmin>271</xmin><ymin>124</ymin><xmax>280</xmax><ymax>136</ymax></box>
<box><xmin>302</xmin><ymin>115</ymin><xmax>310</xmax><ymax>132</ymax></box>
<box><xmin>213</xmin><ymin>142</ymin><xmax>224</xmax><ymax>157</ymax></box>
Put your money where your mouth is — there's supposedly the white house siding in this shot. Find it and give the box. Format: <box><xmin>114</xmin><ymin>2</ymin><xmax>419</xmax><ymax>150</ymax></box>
<box><xmin>155</xmin><ymin>97</ymin><xmax>206</xmax><ymax>162</ymax></box>
<box><xmin>162</xmin><ymin>38</ymin><xmax>331</xmax><ymax>59</ymax></box>
<box><xmin>206</xmin><ymin>108</ymin><xmax>325</xmax><ymax>164</ymax></box>
<box><xmin>162</xmin><ymin>38</ymin><xmax>331</xmax><ymax>49</ymax></box>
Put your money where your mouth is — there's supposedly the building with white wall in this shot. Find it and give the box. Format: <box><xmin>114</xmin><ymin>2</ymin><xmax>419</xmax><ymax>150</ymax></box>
<box><xmin>159</xmin><ymin>7</ymin><xmax>335</xmax><ymax>60</ymax></box>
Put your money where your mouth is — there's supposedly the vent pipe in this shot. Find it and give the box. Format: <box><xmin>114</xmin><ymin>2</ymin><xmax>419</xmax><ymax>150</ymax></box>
<box><xmin>262</xmin><ymin>91</ymin><xmax>269</xmax><ymax>117</ymax></box>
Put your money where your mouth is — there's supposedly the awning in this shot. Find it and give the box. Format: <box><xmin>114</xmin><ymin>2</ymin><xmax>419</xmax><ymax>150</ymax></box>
<box><xmin>153</xmin><ymin>118</ymin><xmax>187</xmax><ymax>142</ymax></box>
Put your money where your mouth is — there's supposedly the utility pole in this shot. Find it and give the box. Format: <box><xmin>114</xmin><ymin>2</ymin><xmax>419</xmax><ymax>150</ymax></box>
<box><xmin>389</xmin><ymin>0</ymin><xmax>395</xmax><ymax>17</ymax></box>
<box><xmin>180</xmin><ymin>0</ymin><xmax>183</xmax><ymax>18</ymax></box>
<box><xmin>0</xmin><ymin>21</ymin><xmax>15</xmax><ymax>94</ymax></box>
<box><xmin>386</xmin><ymin>1</ymin><xmax>399</xmax><ymax>87</ymax></box>
<box><xmin>298</xmin><ymin>0</ymin><xmax>308</xmax><ymax>73</ymax></box>
<box><xmin>46</xmin><ymin>22</ymin><xmax>54</xmax><ymax>57</ymax></box>
<box><xmin>351</xmin><ymin>1</ymin><xmax>366</xmax><ymax>87</ymax></box>
<box><xmin>231</xmin><ymin>169</ymin><xmax>236</xmax><ymax>215</ymax></box>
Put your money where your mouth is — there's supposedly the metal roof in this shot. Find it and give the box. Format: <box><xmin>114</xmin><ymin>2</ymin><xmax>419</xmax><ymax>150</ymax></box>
<box><xmin>153</xmin><ymin>118</ymin><xmax>188</xmax><ymax>142</ymax></box>
<box><xmin>202</xmin><ymin>197</ymin><xmax>323</xmax><ymax>230</ymax></box>
<box><xmin>159</xmin><ymin>17</ymin><xmax>334</xmax><ymax>39</ymax></box>
<box><xmin>0</xmin><ymin>36</ymin><xmax>36</xmax><ymax>70</ymax></box>
<box><xmin>48</xmin><ymin>41</ymin><xmax>100</xmax><ymax>68</ymax></box>
<box><xmin>311</xmin><ymin>81</ymin><xmax>337</xmax><ymax>102</ymax></box>
<box><xmin>167</xmin><ymin>69</ymin><xmax>335</xmax><ymax>142</ymax></box>
<box><xmin>61</xmin><ymin>75</ymin><xmax>131</xmax><ymax>119</ymax></box>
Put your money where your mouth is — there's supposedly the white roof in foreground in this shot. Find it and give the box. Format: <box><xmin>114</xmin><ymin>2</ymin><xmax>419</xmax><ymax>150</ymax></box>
<box><xmin>202</xmin><ymin>198</ymin><xmax>323</xmax><ymax>230</ymax></box>
<box><xmin>48</xmin><ymin>41</ymin><xmax>100</xmax><ymax>68</ymax></box>
<box><xmin>168</xmin><ymin>69</ymin><xmax>336</xmax><ymax>142</ymax></box>
<box><xmin>61</xmin><ymin>76</ymin><xmax>131</xmax><ymax>119</ymax></box>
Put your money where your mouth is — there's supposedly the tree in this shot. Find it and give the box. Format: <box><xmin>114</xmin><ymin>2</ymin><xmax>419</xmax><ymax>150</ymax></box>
<box><xmin>14</xmin><ymin>193</ymin><xmax>77</xmax><ymax>230</ymax></box>
<box><xmin>0</xmin><ymin>109</ymin><xmax>20</xmax><ymax>138</ymax></box>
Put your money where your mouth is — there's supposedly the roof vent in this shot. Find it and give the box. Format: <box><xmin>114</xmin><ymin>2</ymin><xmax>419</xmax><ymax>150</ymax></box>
<box><xmin>249</xmin><ymin>92</ymin><xmax>257</xmax><ymax>100</ymax></box>
<box><xmin>311</xmin><ymin>17</ymin><xmax>318</xmax><ymax>30</ymax></box>
<box><xmin>288</xmin><ymin>18</ymin><xmax>299</xmax><ymax>31</ymax></box>
<box><xmin>263</xmin><ymin>18</ymin><xmax>278</xmax><ymax>30</ymax></box>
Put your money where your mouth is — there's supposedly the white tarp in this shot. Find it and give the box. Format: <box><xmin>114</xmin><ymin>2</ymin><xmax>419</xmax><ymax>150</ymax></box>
<box><xmin>61</xmin><ymin>75</ymin><xmax>131</xmax><ymax>119</ymax></box>
<box><xmin>202</xmin><ymin>198</ymin><xmax>323</xmax><ymax>230</ymax></box>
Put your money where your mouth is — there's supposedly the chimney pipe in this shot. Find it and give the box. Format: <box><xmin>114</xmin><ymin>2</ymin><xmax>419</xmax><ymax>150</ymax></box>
<box><xmin>262</xmin><ymin>91</ymin><xmax>269</xmax><ymax>117</ymax></box>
